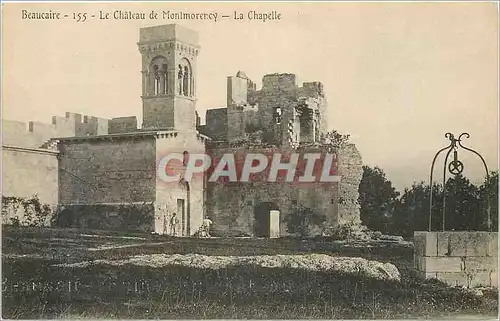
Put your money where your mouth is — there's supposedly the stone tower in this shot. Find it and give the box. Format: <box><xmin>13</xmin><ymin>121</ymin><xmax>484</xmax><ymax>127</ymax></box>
<box><xmin>138</xmin><ymin>24</ymin><xmax>200</xmax><ymax>132</ymax></box>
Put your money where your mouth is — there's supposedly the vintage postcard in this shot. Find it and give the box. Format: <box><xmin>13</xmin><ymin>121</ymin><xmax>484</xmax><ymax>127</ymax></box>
<box><xmin>1</xmin><ymin>1</ymin><xmax>499</xmax><ymax>319</ymax></box>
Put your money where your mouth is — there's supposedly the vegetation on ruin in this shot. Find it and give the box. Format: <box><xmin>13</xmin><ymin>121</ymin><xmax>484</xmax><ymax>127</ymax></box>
<box><xmin>53</xmin><ymin>202</ymin><xmax>155</xmax><ymax>232</ymax></box>
<box><xmin>284</xmin><ymin>205</ymin><xmax>327</xmax><ymax>238</ymax></box>
<box><xmin>2</xmin><ymin>227</ymin><xmax>498</xmax><ymax>319</ymax></box>
<box><xmin>1</xmin><ymin>195</ymin><xmax>54</xmax><ymax>227</ymax></box>
<box><xmin>319</xmin><ymin>129</ymin><xmax>351</xmax><ymax>149</ymax></box>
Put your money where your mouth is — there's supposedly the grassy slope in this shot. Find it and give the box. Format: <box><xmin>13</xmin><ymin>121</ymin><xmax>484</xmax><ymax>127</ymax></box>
<box><xmin>1</xmin><ymin>227</ymin><xmax>498</xmax><ymax>319</ymax></box>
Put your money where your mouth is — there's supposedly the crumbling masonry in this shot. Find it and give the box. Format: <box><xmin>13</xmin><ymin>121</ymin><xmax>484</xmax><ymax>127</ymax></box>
<box><xmin>1</xmin><ymin>24</ymin><xmax>363</xmax><ymax>236</ymax></box>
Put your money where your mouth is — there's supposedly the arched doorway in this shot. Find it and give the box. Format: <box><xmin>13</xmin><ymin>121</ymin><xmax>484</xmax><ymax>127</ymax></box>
<box><xmin>254</xmin><ymin>202</ymin><xmax>280</xmax><ymax>237</ymax></box>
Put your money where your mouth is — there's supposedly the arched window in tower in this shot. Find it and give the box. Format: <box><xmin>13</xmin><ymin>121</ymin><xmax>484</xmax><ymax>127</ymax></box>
<box><xmin>149</xmin><ymin>56</ymin><xmax>167</xmax><ymax>97</ymax></box>
<box><xmin>183</xmin><ymin>66</ymin><xmax>189</xmax><ymax>96</ymax></box>
<box><xmin>178</xmin><ymin>64</ymin><xmax>183</xmax><ymax>95</ymax></box>
<box><xmin>178</xmin><ymin>58</ymin><xmax>193</xmax><ymax>97</ymax></box>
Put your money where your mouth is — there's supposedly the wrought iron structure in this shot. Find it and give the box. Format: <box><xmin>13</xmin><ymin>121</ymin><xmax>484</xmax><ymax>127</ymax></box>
<box><xmin>429</xmin><ymin>133</ymin><xmax>491</xmax><ymax>232</ymax></box>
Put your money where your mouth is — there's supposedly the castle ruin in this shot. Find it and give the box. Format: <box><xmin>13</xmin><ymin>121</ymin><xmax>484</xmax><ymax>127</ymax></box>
<box><xmin>2</xmin><ymin>24</ymin><xmax>363</xmax><ymax>237</ymax></box>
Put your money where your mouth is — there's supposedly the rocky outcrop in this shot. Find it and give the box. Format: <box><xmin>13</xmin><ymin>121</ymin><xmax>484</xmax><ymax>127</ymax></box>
<box><xmin>57</xmin><ymin>253</ymin><xmax>401</xmax><ymax>282</ymax></box>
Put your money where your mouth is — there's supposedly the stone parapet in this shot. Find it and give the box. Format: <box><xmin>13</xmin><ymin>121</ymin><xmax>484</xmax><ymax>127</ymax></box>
<box><xmin>414</xmin><ymin>231</ymin><xmax>498</xmax><ymax>288</ymax></box>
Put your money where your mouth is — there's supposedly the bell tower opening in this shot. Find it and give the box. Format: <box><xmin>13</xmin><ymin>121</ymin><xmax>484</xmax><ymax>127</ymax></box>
<box><xmin>148</xmin><ymin>56</ymin><xmax>168</xmax><ymax>96</ymax></box>
<box><xmin>138</xmin><ymin>24</ymin><xmax>200</xmax><ymax>132</ymax></box>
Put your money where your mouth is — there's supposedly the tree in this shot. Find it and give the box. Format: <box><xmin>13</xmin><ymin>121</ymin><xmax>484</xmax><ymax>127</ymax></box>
<box><xmin>358</xmin><ymin>166</ymin><xmax>399</xmax><ymax>233</ymax></box>
<box><xmin>391</xmin><ymin>173</ymin><xmax>493</xmax><ymax>237</ymax></box>
<box><xmin>479</xmin><ymin>171</ymin><xmax>499</xmax><ymax>231</ymax></box>
<box><xmin>443</xmin><ymin>174</ymin><xmax>481</xmax><ymax>231</ymax></box>
<box><xmin>392</xmin><ymin>182</ymin><xmax>436</xmax><ymax>237</ymax></box>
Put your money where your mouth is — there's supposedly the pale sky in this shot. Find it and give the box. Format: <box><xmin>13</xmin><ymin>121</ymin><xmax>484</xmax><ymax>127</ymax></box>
<box><xmin>2</xmin><ymin>2</ymin><xmax>498</xmax><ymax>191</ymax></box>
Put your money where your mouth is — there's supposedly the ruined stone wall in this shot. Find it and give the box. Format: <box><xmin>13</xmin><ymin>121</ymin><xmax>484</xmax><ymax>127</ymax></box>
<box><xmin>204</xmin><ymin>108</ymin><xmax>227</xmax><ymax>141</ymax></box>
<box><xmin>205</xmin><ymin>145</ymin><xmax>342</xmax><ymax>237</ymax></box>
<box><xmin>297</xmin><ymin>82</ymin><xmax>328</xmax><ymax>137</ymax></box>
<box><xmin>155</xmin><ymin>131</ymin><xmax>207</xmax><ymax>236</ymax></box>
<box><xmin>2</xmin><ymin>146</ymin><xmax>59</xmax><ymax>206</ymax></box>
<box><xmin>109</xmin><ymin>116</ymin><xmax>138</xmax><ymax>134</ymax></box>
<box><xmin>226</xmin><ymin>74</ymin><xmax>260</xmax><ymax>142</ymax></box>
<box><xmin>207</xmin><ymin>180</ymin><xmax>299</xmax><ymax>237</ymax></box>
<box><xmin>174</xmin><ymin>97</ymin><xmax>198</xmax><ymax>133</ymax></box>
<box><xmin>205</xmin><ymin>73</ymin><xmax>329</xmax><ymax>148</ymax></box>
<box><xmin>77</xmin><ymin>115</ymin><xmax>109</xmax><ymax>136</ymax></box>
<box><xmin>2</xmin><ymin>112</ymin><xmax>110</xmax><ymax>149</ymax></box>
<box><xmin>227</xmin><ymin>105</ymin><xmax>246</xmax><ymax>142</ymax></box>
<box><xmin>258</xmin><ymin>74</ymin><xmax>297</xmax><ymax>145</ymax></box>
<box><xmin>337</xmin><ymin>143</ymin><xmax>363</xmax><ymax>225</ymax></box>
<box><xmin>2</xmin><ymin>120</ymin><xmax>38</xmax><ymax>148</ymax></box>
<box><xmin>58</xmin><ymin>135</ymin><xmax>156</xmax><ymax>205</ymax></box>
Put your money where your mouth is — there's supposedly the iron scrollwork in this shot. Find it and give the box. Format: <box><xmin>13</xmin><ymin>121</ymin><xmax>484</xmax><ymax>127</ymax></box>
<box><xmin>428</xmin><ymin>133</ymin><xmax>491</xmax><ymax>232</ymax></box>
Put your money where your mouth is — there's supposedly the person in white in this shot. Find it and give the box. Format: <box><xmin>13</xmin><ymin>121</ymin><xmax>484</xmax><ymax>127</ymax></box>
<box><xmin>163</xmin><ymin>213</ymin><xmax>169</xmax><ymax>235</ymax></box>
<box><xmin>202</xmin><ymin>217</ymin><xmax>213</xmax><ymax>237</ymax></box>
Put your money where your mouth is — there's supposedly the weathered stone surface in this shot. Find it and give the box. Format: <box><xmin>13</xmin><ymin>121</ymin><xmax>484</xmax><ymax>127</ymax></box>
<box><xmin>58</xmin><ymin>135</ymin><xmax>157</xmax><ymax>205</ymax></box>
<box><xmin>58</xmin><ymin>253</ymin><xmax>401</xmax><ymax>282</ymax></box>
<box><xmin>414</xmin><ymin>231</ymin><xmax>438</xmax><ymax>257</ymax></box>
<box><xmin>337</xmin><ymin>144</ymin><xmax>363</xmax><ymax>225</ymax></box>
<box><xmin>108</xmin><ymin>116</ymin><xmax>137</xmax><ymax>134</ymax></box>
<box><xmin>2</xmin><ymin>113</ymin><xmax>110</xmax><ymax>150</ymax></box>
<box><xmin>464</xmin><ymin>257</ymin><xmax>498</xmax><ymax>272</ymax></box>
<box><xmin>465</xmin><ymin>232</ymin><xmax>491</xmax><ymax>257</ymax></box>
<box><xmin>205</xmin><ymin>146</ymin><xmax>347</xmax><ymax>237</ymax></box>
<box><xmin>417</xmin><ymin>256</ymin><xmax>463</xmax><ymax>273</ymax></box>
<box><xmin>2</xmin><ymin>146</ymin><xmax>59</xmax><ymax>209</ymax></box>
<box><xmin>487</xmin><ymin>233</ymin><xmax>498</xmax><ymax>257</ymax></box>
<box><xmin>468</xmin><ymin>272</ymin><xmax>492</xmax><ymax>287</ymax></box>
<box><xmin>435</xmin><ymin>272</ymin><xmax>469</xmax><ymax>287</ymax></box>
<box><xmin>436</xmin><ymin>232</ymin><xmax>468</xmax><ymax>256</ymax></box>
<box><xmin>3</xmin><ymin>24</ymin><xmax>364</xmax><ymax>237</ymax></box>
<box><xmin>414</xmin><ymin>231</ymin><xmax>498</xmax><ymax>289</ymax></box>
<box><xmin>417</xmin><ymin>271</ymin><xmax>438</xmax><ymax>279</ymax></box>
<box><xmin>490</xmin><ymin>270</ymin><xmax>498</xmax><ymax>287</ymax></box>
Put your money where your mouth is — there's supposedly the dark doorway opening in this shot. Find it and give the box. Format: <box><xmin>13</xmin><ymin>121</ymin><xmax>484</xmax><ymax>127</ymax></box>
<box><xmin>254</xmin><ymin>202</ymin><xmax>279</xmax><ymax>237</ymax></box>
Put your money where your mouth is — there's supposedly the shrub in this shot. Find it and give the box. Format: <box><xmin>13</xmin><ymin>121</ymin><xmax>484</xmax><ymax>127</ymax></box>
<box><xmin>285</xmin><ymin>205</ymin><xmax>326</xmax><ymax>238</ymax></box>
<box><xmin>324</xmin><ymin>221</ymin><xmax>370</xmax><ymax>241</ymax></box>
<box><xmin>1</xmin><ymin>195</ymin><xmax>54</xmax><ymax>227</ymax></box>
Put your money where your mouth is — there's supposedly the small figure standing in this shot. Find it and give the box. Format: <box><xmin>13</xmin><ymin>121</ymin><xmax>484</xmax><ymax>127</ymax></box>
<box><xmin>202</xmin><ymin>217</ymin><xmax>213</xmax><ymax>237</ymax></box>
<box><xmin>170</xmin><ymin>213</ymin><xmax>179</xmax><ymax>236</ymax></box>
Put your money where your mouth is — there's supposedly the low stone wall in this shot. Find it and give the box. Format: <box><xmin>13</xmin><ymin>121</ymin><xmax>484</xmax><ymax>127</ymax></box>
<box><xmin>414</xmin><ymin>231</ymin><xmax>498</xmax><ymax>288</ymax></box>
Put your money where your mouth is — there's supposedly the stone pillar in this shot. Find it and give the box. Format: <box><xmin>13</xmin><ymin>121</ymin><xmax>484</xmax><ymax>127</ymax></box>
<box><xmin>148</xmin><ymin>71</ymin><xmax>155</xmax><ymax>96</ymax></box>
<box><xmin>178</xmin><ymin>66</ymin><xmax>183</xmax><ymax>96</ymax></box>
<box><xmin>142</xmin><ymin>70</ymin><xmax>148</xmax><ymax>96</ymax></box>
<box><xmin>159</xmin><ymin>73</ymin><xmax>166</xmax><ymax>95</ymax></box>
<box><xmin>190</xmin><ymin>72</ymin><xmax>194</xmax><ymax>96</ymax></box>
<box><xmin>167</xmin><ymin>70</ymin><xmax>174</xmax><ymax>95</ymax></box>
